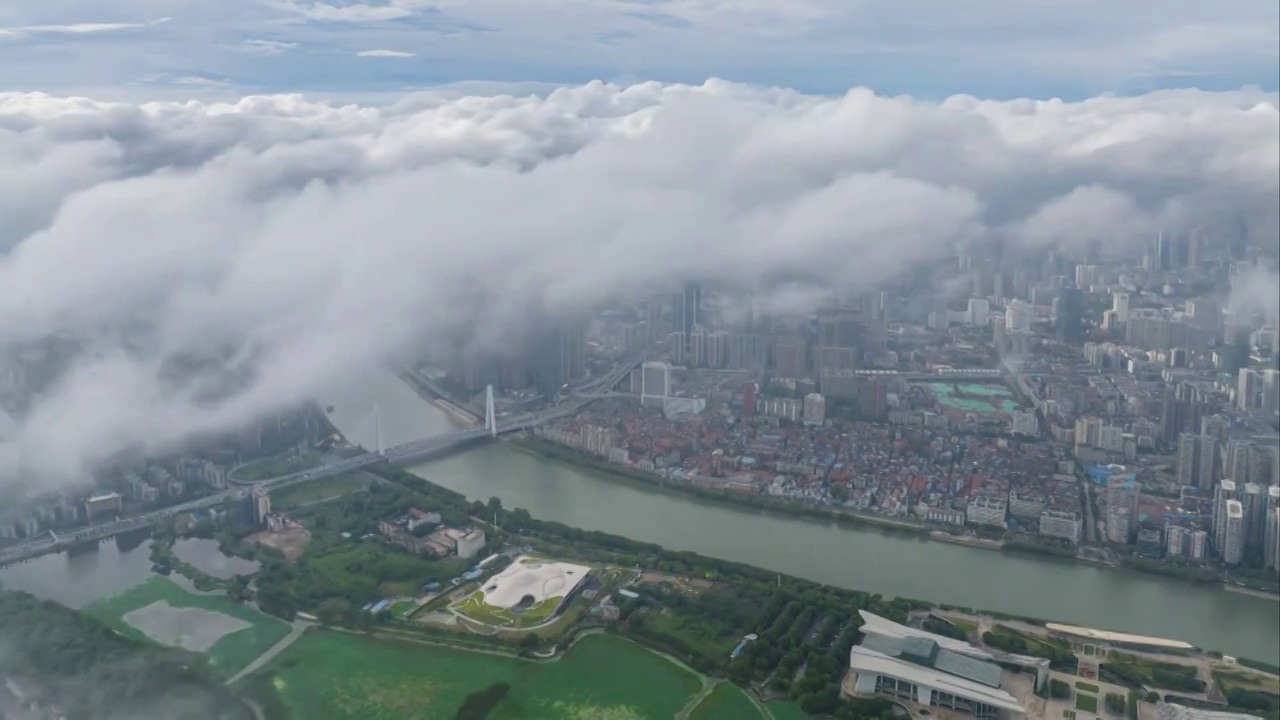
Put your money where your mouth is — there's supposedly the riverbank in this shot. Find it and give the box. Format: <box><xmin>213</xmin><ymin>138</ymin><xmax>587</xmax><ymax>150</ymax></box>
<box><xmin>394</xmin><ymin>369</ymin><xmax>481</xmax><ymax>427</ymax></box>
<box><xmin>318</xmin><ymin>370</ymin><xmax>1280</xmax><ymax>664</ymax></box>
<box><xmin>1224</xmin><ymin>584</ymin><xmax>1280</xmax><ymax>602</ymax></box>
<box><xmin>931</xmin><ymin>531</ymin><xmax>1003</xmax><ymax>550</ymax></box>
<box><xmin>512</xmin><ymin>435</ymin><xmax>930</xmax><ymax>538</ymax></box>
<box><xmin>512</xmin><ymin>435</ymin><xmax>1274</xmax><ymax>602</ymax></box>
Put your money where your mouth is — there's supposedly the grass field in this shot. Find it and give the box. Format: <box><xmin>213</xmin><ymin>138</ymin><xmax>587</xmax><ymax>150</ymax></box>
<box><xmin>1213</xmin><ymin>668</ymin><xmax>1280</xmax><ymax>696</ymax></box>
<box><xmin>689</xmin><ymin>682</ymin><xmax>765</xmax><ymax>720</ymax></box>
<box><xmin>86</xmin><ymin>576</ymin><xmax>291</xmax><ymax>675</ymax></box>
<box><xmin>456</xmin><ymin>591</ymin><xmax>516</xmax><ymax>625</ymax></box>
<box><xmin>386</xmin><ymin>600</ymin><xmax>417</xmax><ymax>617</ymax></box>
<box><xmin>236</xmin><ymin>451</ymin><xmax>324</xmax><ymax>482</ymax></box>
<box><xmin>250</xmin><ymin>630</ymin><xmax>703</xmax><ymax>719</ymax></box>
<box><xmin>270</xmin><ymin>474</ymin><xmax>365</xmax><ymax>507</ymax></box>
<box><xmin>767</xmin><ymin>699</ymin><xmax>811</xmax><ymax>720</ymax></box>
<box><xmin>1076</xmin><ymin>693</ymin><xmax>1099</xmax><ymax>713</ymax></box>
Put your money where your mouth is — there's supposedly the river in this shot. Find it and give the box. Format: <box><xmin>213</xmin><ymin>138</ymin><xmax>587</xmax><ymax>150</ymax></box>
<box><xmin>1</xmin><ymin>369</ymin><xmax>1275</xmax><ymax>663</ymax></box>
<box><xmin>323</xmin><ymin>370</ymin><xmax>1280</xmax><ymax>664</ymax></box>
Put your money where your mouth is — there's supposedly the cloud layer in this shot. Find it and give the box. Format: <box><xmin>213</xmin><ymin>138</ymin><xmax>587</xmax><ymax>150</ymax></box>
<box><xmin>0</xmin><ymin>80</ymin><xmax>1277</xmax><ymax>490</ymax></box>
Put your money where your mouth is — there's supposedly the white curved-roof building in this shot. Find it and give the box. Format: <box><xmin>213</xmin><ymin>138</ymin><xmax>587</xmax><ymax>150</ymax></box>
<box><xmin>480</xmin><ymin>556</ymin><xmax>591</xmax><ymax>610</ymax></box>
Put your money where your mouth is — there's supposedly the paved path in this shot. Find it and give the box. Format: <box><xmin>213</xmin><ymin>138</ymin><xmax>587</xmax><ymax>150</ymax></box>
<box><xmin>226</xmin><ymin>619</ymin><xmax>312</xmax><ymax>685</ymax></box>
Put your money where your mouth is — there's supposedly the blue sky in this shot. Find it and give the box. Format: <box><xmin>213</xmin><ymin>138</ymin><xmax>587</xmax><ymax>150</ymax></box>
<box><xmin>1</xmin><ymin>0</ymin><xmax>1278</xmax><ymax>99</ymax></box>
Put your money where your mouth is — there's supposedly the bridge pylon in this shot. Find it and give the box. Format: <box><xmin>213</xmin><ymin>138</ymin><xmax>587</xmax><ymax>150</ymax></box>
<box><xmin>374</xmin><ymin>403</ymin><xmax>384</xmax><ymax>455</ymax></box>
<box><xmin>485</xmin><ymin>385</ymin><xmax>497</xmax><ymax>437</ymax></box>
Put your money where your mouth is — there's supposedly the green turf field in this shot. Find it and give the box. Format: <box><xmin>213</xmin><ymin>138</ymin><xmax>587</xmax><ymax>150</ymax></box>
<box><xmin>689</xmin><ymin>682</ymin><xmax>767</xmax><ymax>719</ymax></box>
<box><xmin>85</xmin><ymin>575</ymin><xmax>291</xmax><ymax>675</ymax></box>
<box><xmin>249</xmin><ymin>630</ymin><xmax>704</xmax><ymax>719</ymax></box>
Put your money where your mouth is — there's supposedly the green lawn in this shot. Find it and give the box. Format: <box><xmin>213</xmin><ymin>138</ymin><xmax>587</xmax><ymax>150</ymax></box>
<box><xmin>386</xmin><ymin>600</ymin><xmax>417</xmax><ymax>617</ymax></box>
<box><xmin>456</xmin><ymin>591</ymin><xmax>516</xmax><ymax>625</ymax></box>
<box><xmin>270</xmin><ymin>474</ymin><xmax>365</xmax><ymax>507</ymax></box>
<box><xmin>504</xmin><ymin>633</ymin><xmax>701</xmax><ymax>719</ymax></box>
<box><xmin>645</xmin><ymin>609</ymin><xmax>739</xmax><ymax>664</ymax></box>
<box><xmin>1076</xmin><ymin>681</ymin><xmax>1100</xmax><ymax>693</ymax></box>
<box><xmin>1076</xmin><ymin>694</ymin><xmax>1099</xmax><ymax>713</ymax></box>
<box><xmin>86</xmin><ymin>576</ymin><xmax>291</xmax><ymax>676</ymax></box>
<box><xmin>689</xmin><ymin>682</ymin><xmax>765</xmax><ymax>720</ymax></box>
<box><xmin>767</xmin><ymin>699</ymin><xmax>812</xmax><ymax>720</ymax></box>
<box><xmin>247</xmin><ymin>630</ymin><xmax>702</xmax><ymax>719</ymax></box>
<box><xmin>237</xmin><ymin>452</ymin><xmax>324</xmax><ymax>482</ymax></box>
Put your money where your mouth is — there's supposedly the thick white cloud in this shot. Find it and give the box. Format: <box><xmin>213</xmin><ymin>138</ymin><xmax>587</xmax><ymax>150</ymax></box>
<box><xmin>0</xmin><ymin>80</ymin><xmax>1276</xmax><ymax>491</ymax></box>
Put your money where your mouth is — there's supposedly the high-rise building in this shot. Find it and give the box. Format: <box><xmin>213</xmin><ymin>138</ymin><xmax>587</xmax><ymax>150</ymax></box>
<box><xmin>1189</xmin><ymin>529</ymin><xmax>1208</xmax><ymax>560</ymax></box>
<box><xmin>1263</xmin><ymin>369</ymin><xmax>1280</xmax><ymax>418</ymax></box>
<box><xmin>773</xmin><ymin>335</ymin><xmax>807</xmax><ymax>379</ymax></box>
<box><xmin>1222</xmin><ymin>500</ymin><xmax>1246</xmax><ymax>565</ymax></box>
<box><xmin>1266</xmin><ymin>506</ymin><xmax>1280</xmax><ymax>573</ymax></box>
<box><xmin>1238</xmin><ymin>368</ymin><xmax>1262</xmax><ymax>411</ymax></box>
<box><xmin>1263</xmin><ymin>487</ymin><xmax>1280</xmax><ymax>571</ymax></box>
<box><xmin>1225</xmin><ymin>440</ymin><xmax>1254</xmax><ymax>485</ymax></box>
<box><xmin>644</xmin><ymin>298</ymin><xmax>665</xmax><ymax>346</ymax></box>
<box><xmin>742</xmin><ymin>383</ymin><xmax>757</xmax><ymax>416</ymax></box>
<box><xmin>640</xmin><ymin>361</ymin><xmax>672</xmax><ymax>406</ymax></box>
<box><xmin>1242</xmin><ymin>482</ymin><xmax>1267</xmax><ymax>550</ymax></box>
<box><xmin>531</xmin><ymin>322</ymin><xmax>584</xmax><ymax>398</ymax></box>
<box><xmin>706</xmin><ymin>331</ymin><xmax>728</xmax><ymax>369</ymax></box>
<box><xmin>1213</xmin><ymin>479</ymin><xmax>1239</xmax><ymax>554</ymax></box>
<box><xmin>1110</xmin><ymin>292</ymin><xmax>1130</xmax><ymax>321</ymax></box>
<box><xmin>1223</xmin><ymin>327</ymin><xmax>1250</xmax><ymax>377</ymax></box>
<box><xmin>689</xmin><ymin>326</ymin><xmax>707</xmax><ymax>367</ymax></box>
<box><xmin>669</xmin><ymin>331</ymin><xmax>688</xmax><ymax>366</ymax></box>
<box><xmin>803</xmin><ymin>393</ymin><xmax>826</xmax><ymax>426</ymax></box>
<box><xmin>1005</xmin><ymin>300</ymin><xmax>1033</xmax><ymax>333</ymax></box>
<box><xmin>251</xmin><ymin>483</ymin><xmax>272</xmax><ymax>526</ymax></box>
<box><xmin>1176</xmin><ymin>433</ymin><xmax>1216</xmax><ymax>489</ymax></box>
<box><xmin>1105</xmin><ymin>475</ymin><xmax>1140</xmax><ymax>542</ymax></box>
<box><xmin>671</xmin><ymin>281</ymin><xmax>702</xmax><ymax>352</ymax></box>
<box><xmin>817</xmin><ymin>308</ymin><xmax>862</xmax><ymax>348</ymax></box>
<box><xmin>1165</xmin><ymin>524</ymin><xmax>1186</xmax><ymax>557</ymax></box>
<box><xmin>1056</xmin><ymin>287</ymin><xmax>1084</xmax><ymax>342</ymax></box>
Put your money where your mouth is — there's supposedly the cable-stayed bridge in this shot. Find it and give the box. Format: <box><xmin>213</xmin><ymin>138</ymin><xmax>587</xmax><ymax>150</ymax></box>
<box><xmin>0</xmin><ymin>359</ymin><xmax>640</xmax><ymax>568</ymax></box>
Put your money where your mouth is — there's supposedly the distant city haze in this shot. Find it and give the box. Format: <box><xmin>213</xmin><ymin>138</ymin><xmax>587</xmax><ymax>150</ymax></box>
<box><xmin>0</xmin><ymin>81</ymin><xmax>1277</xmax><ymax>490</ymax></box>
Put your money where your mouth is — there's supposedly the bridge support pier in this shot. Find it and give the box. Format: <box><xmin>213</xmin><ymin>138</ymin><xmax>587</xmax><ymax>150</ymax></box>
<box><xmin>485</xmin><ymin>385</ymin><xmax>497</xmax><ymax>437</ymax></box>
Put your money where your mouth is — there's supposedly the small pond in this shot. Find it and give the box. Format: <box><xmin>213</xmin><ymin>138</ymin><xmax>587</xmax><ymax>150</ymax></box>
<box><xmin>171</xmin><ymin>538</ymin><xmax>260</xmax><ymax>580</ymax></box>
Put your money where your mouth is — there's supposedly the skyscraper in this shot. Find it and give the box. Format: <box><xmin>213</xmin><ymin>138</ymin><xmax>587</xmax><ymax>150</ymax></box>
<box><xmin>531</xmin><ymin>321</ymin><xmax>584</xmax><ymax>398</ymax></box>
<box><xmin>1056</xmin><ymin>286</ymin><xmax>1084</xmax><ymax>342</ymax></box>
<box><xmin>1223</xmin><ymin>500</ymin><xmax>1246</xmax><ymax>565</ymax></box>
<box><xmin>671</xmin><ymin>281</ymin><xmax>702</xmax><ymax>352</ymax></box>
<box><xmin>1176</xmin><ymin>433</ymin><xmax>1216</xmax><ymax>489</ymax></box>
<box><xmin>1213</xmin><ymin>479</ymin><xmax>1240</xmax><ymax>554</ymax></box>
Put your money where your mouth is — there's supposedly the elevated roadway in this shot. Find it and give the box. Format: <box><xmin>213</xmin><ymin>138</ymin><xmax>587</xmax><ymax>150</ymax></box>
<box><xmin>0</xmin><ymin>374</ymin><xmax>631</xmax><ymax>568</ymax></box>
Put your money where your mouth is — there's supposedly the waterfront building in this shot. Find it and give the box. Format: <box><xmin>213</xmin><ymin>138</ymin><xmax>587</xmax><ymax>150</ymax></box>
<box><xmin>1189</xmin><ymin>530</ymin><xmax>1208</xmax><ymax>560</ymax></box>
<box><xmin>965</xmin><ymin>494</ymin><xmax>1007</xmax><ymax>529</ymax></box>
<box><xmin>846</xmin><ymin>611</ymin><xmax>1049</xmax><ymax>719</ymax></box>
<box><xmin>1265</xmin><ymin>506</ymin><xmax>1280</xmax><ymax>573</ymax></box>
<box><xmin>1222</xmin><ymin>500</ymin><xmax>1245</xmax><ymax>565</ymax></box>
<box><xmin>1165</xmin><ymin>524</ymin><xmax>1186</xmax><ymax>557</ymax></box>
<box><xmin>1213</xmin><ymin>480</ymin><xmax>1240</xmax><ymax>553</ymax></box>
<box><xmin>1038</xmin><ymin>510</ymin><xmax>1081</xmax><ymax>544</ymax></box>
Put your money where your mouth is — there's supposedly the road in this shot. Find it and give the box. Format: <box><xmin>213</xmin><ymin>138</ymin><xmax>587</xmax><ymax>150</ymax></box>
<box><xmin>226</xmin><ymin>619</ymin><xmax>312</xmax><ymax>686</ymax></box>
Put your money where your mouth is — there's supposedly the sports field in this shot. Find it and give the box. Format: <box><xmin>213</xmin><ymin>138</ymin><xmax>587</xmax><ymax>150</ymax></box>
<box><xmin>689</xmin><ymin>681</ymin><xmax>767</xmax><ymax>719</ymax></box>
<box><xmin>250</xmin><ymin>630</ymin><xmax>703</xmax><ymax>719</ymax></box>
<box><xmin>86</xmin><ymin>576</ymin><xmax>291</xmax><ymax>675</ymax></box>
